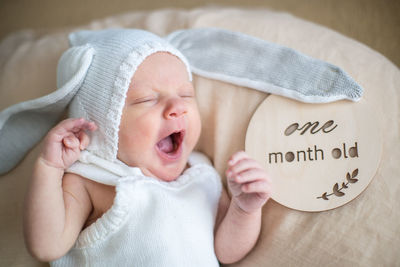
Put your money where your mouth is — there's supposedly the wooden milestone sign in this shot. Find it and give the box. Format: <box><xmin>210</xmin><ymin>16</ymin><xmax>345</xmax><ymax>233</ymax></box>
<box><xmin>245</xmin><ymin>95</ymin><xmax>382</xmax><ymax>212</ymax></box>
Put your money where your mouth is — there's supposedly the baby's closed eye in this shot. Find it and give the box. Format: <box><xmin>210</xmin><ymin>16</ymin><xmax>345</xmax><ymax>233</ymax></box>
<box><xmin>179</xmin><ymin>92</ymin><xmax>195</xmax><ymax>98</ymax></box>
<box><xmin>178</xmin><ymin>86</ymin><xmax>196</xmax><ymax>99</ymax></box>
<box><xmin>128</xmin><ymin>93</ymin><xmax>159</xmax><ymax>106</ymax></box>
<box><xmin>133</xmin><ymin>96</ymin><xmax>158</xmax><ymax>104</ymax></box>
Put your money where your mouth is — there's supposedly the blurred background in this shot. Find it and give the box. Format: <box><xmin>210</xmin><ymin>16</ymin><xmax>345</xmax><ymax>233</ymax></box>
<box><xmin>0</xmin><ymin>0</ymin><xmax>399</xmax><ymax>66</ymax></box>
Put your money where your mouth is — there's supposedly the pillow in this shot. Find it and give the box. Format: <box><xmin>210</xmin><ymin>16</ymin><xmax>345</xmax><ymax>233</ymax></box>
<box><xmin>1</xmin><ymin>7</ymin><xmax>399</xmax><ymax>267</ymax></box>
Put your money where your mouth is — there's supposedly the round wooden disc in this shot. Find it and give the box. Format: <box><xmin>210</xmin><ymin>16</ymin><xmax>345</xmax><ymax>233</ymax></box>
<box><xmin>245</xmin><ymin>95</ymin><xmax>382</xmax><ymax>212</ymax></box>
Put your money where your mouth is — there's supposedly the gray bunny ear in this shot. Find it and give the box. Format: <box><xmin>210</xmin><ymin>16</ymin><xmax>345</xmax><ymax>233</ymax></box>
<box><xmin>166</xmin><ymin>28</ymin><xmax>363</xmax><ymax>103</ymax></box>
<box><xmin>0</xmin><ymin>44</ymin><xmax>94</xmax><ymax>175</ymax></box>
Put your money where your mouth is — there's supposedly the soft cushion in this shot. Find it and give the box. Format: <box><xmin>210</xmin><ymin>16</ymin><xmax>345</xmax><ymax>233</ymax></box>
<box><xmin>0</xmin><ymin>7</ymin><xmax>399</xmax><ymax>267</ymax></box>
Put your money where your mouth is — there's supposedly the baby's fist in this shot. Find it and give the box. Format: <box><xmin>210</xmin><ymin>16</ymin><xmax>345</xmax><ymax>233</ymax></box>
<box><xmin>40</xmin><ymin>118</ymin><xmax>97</xmax><ymax>170</ymax></box>
<box><xmin>226</xmin><ymin>151</ymin><xmax>272</xmax><ymax>214</ymax></box>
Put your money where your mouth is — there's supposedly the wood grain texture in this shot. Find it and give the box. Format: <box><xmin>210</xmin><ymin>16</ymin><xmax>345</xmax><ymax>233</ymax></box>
<box><xmin>245</xmin><ymin>96</ymin><xmax>382</xmax><ymax>212</ymax></box>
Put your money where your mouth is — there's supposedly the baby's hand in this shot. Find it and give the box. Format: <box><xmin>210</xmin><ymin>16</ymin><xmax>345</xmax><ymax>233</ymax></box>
<box><xmin>39</xmin><ymin>118</ymin><xmax>97</xmax><ymax>170</ymax></box>
<box><xmin>226</xmin><ymin>151</ymin><xmax>272</xmax><ymax>214</ymax></box>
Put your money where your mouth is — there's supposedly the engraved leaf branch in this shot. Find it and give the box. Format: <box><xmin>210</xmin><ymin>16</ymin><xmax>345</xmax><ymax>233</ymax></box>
<box><xmin>317</xmin><ymin>169</ymin><xmax>359</xmax><ymax>200</ymax></box>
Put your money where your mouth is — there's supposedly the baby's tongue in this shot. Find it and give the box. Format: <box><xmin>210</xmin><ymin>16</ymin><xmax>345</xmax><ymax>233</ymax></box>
<box><xmin>157</xmin><ymin>135</ymin><xmax>174</xmax><ymax>153</ymax></box>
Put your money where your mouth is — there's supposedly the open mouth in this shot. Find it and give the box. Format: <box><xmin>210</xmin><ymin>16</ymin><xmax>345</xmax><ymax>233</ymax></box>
<box><xmin>156</xmin><ymin>130</ymin><xmax>185</xmax><ymax>159</ymax></box>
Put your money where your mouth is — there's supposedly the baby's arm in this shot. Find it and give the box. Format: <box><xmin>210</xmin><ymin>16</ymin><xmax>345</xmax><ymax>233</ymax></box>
<box><xmin>214</xmin><ymin>151</ymin><xmax>271</xmax><ymax>264</ymax></box>
<box><xmin>23</xmin><ymin>118</ymin><xmax>97</xmax><ymax>262</ymax></box>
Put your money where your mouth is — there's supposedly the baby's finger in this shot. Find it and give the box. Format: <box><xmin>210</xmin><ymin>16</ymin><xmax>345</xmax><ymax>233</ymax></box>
<box><xmin>227</xmin><ymin>158</ymin><xmax>261</xmax><ymax>177</ymax></box>
<box><xmin>241</xmin><ymin>180</ymin><xmax>271</xmax><ymax>196</ymax></box>
<box><xmin>52</xmin><ymin>118</ymin><xmax>97</xmax><ymax>136</ymax></box>
<box><xmin>234</xmin><ymin>168</ymin><xmax>270</xmax><ymax>184</ymax></box>
<box><xmin>70</xmin><ymin>119</ymin><xmax>97</xmax><ymax>133</ymax></box>
<box><xmin>228</xmin><ymin>151</ymin><xmax>249</xmax><ymax>166</ymax></box>
<box><xmin>63</xmin><ymin>135</ymin><xmax>80</xmax><ymax>149</ymax></box>
<box><xmin>51</xmin><ymin>118</ymin><xmax>84</xmax><ymax>135</ymax></box>
<box><xmin>78</xmin><ymin>131</ymin><xmax>90</xmax><ymax>150</ymax></box>
<box><xmin>83</xmin><ymin>120</ymin><xmax>97</xmax><ymax>131</ymax></box>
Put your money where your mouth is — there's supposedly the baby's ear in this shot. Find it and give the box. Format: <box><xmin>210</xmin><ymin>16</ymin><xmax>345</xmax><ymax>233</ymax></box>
<box><xmin>0</xmin><ymin>44</ymin><xmax>94</xmax><ymax>175</ymax></box>
<box><xmin>166</xmin><ymin>28</ymin><xmax>363</xmax><ymax>103</ymax></box>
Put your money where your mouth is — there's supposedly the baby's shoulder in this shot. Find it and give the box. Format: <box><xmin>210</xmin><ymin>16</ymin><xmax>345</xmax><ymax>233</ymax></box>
<box><xmin>83</xmin><ymin>177</ymin><xmax>116</xmax><ymax>207</ymax></box>
<box><xmin>62</xmin><ymin>172</ymin><xmax>90</xmax><ymax>196</ymax></box>
<box><xmin>188</xmin><ymin>151</ymin><xmax>213</xmax><ymax>166</ymax></box>
<box><xmin>186</xmin><ymin>152</ymin><xmax>222</xmax><ymax>194</ymax></box>
<box><xmin>62</xmin><ymin>172</ymin><xmax>116</xmax><ymax>228</ymax></box>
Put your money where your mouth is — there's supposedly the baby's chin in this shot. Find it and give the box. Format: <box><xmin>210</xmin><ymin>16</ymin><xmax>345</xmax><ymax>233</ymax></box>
<box><xmin>143</xmin><ymin>165</ymin><xmax>187</xmax><ymax>182</ymax></box>
<box><xmin>143</xmin><ymin>170</ymin><xmax>183</xmax><ymax>182</ymax></box>
<box><xmin>116</xmin><ymin>153</ymin><xmax>188</xmax><ymax>182</ymax></box>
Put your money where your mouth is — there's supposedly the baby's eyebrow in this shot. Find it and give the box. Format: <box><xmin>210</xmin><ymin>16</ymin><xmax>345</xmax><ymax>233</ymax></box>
<box><xmin>179</xmin><ymin>81</ymin><xmax>194</xmax><ymax>89</ymax></box>
<box><xmin>127</xmin><ymin>80</ymin><xmax>194</xmax><ymax>98</ymax></box>
<box><xmin>127</xmin><ymin>83</ymin><xmax>154</xmax><ymax>94</ymax></box>
<box><xmin>126</xmin><ymin>90</ymin><xmax>154</xmax><ymax>100</ymax></box>
<box><xmin>125</xmin><ymin>90</ymin><xmax>146</xmax><ymax>101</ymax></box>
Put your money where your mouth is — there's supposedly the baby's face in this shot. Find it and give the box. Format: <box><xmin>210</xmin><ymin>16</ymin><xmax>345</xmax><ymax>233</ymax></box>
<box><xmin>117</xmin><ymin>52</ymin><xmax>201</xmax><ymax>181</ymax></box>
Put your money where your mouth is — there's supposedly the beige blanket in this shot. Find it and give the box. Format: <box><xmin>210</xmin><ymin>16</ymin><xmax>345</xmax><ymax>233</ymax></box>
<box><xmin>0</xmin><ymin>7</ymin><xmax>399</xmax><ymax>266</ymax></box>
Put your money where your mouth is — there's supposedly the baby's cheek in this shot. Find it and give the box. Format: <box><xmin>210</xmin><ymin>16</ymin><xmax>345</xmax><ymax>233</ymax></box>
<box><xmin>190</xmin><ymin>109</ymin><xmax>202</xmax><ymax>145</ymax></box>
<box><xmin>118</xmin><ymin>116</ymin><xmax>149</xmax><ymax>156</ymax></box>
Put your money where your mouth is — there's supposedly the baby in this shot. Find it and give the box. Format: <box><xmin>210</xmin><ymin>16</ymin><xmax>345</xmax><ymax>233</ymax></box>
<box><xmin>21</xmin><ymin>29</ymin><xmax>271</xmax><ymax>266</ymax></box>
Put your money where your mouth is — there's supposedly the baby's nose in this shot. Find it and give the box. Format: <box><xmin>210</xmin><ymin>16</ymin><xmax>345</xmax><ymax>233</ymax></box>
<box><xmin>164</xmin><ymin>97</ymin><xmax>187</xmax><ymax>119</ymax></box>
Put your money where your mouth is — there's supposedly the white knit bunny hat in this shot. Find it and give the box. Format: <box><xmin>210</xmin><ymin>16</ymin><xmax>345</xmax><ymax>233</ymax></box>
<box><xmin>63</xmin><ymin>29</ymin><xmax>192</xmax><ymax>161</ymax></box>
<box><xmin>0</xmin><ymin>28</ymin><xmax>363</xmax><ymax>174</ymax></box>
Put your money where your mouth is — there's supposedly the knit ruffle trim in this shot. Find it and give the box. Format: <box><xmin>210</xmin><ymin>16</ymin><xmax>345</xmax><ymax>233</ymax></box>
<box><xmin>73</xmin><ymin>163</ymin><xmax>221</xmax><ymax>249</ymax></box>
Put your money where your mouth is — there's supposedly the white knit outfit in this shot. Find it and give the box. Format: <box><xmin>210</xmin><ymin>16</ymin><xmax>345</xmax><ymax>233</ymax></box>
<box><xmin>51</xmin><ymin>151</ymin><xmax>222</xmax><ymax>267</ymax></box>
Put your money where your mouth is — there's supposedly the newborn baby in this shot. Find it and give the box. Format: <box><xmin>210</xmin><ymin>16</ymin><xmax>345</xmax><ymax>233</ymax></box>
<box><xmin>22</xmin><ymin>29</ymin><xmax>271</xmax><ymax>266</ymax></box>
